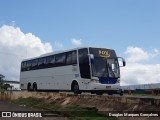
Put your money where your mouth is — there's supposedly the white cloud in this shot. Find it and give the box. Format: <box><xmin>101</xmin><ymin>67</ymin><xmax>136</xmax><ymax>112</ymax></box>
<box><xmin>71</xmin><ymin>38</ymin><xmax>82</xmax><ymax>46</ymax></box>
<box><xmin>11</xmin><ymin>21</ymin><xmax>16</xmax><ymax>27</ymax></box>
<box><xmin>125</xmin><ymin>46</ymin><xmax>148</xmax><ymax>63</ymax></box>
<box><xmin>150</xmin><ymin>48</ymin><xmax>159</xmax><ymax>57</ymax></box>
<box><xmin>125</xmin><ymin>46</ymin><xmax>159</xmax><ymax>63</ymax></box>
<box><xmin>121</xmin><ymin>46</ymin><xmax>160</xmax><ymax>85</ymax></box>
<box><xmin>0</xmin><ymin>25</ymin><xmax>53</xmax><ymax>80</ymax></box>
<box><xmin>54</xmin><ymin>41</ymin><xmax>64</xmax><ymax>50</ymax></box>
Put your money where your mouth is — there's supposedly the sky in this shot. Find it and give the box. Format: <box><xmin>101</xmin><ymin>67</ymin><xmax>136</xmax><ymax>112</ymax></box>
<box><xmin>0</xmin><ymin>0</ymin><xmax>160</xmax><ymax>86</ymax></box>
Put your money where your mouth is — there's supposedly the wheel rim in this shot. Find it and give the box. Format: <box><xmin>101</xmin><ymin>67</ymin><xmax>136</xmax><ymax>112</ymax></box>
<box><xmin>33</xmin><ymin>84</ymin><xmax>37</xmax><ymax>91</ymax></box>
<box><xmin>27</xmin><ymin>85</ymin><xmax>31</xmax><ymax>91</ymax></box>
<box><xmin>73</xmin><ymin>84</ymin><xmax>78</xmax><ymax>92</ymax></box>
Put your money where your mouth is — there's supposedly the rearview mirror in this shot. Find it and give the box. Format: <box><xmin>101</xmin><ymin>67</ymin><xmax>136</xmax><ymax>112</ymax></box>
<box><xmin>118</xmin><ymin>57</ymin><xmax>126</xmax><ymax>67</ymax></box>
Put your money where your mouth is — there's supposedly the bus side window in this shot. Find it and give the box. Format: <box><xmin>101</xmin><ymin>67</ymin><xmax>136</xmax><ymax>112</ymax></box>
<box><xmin>38</xmin><ymin>58</ymin><xmax>46</xmax><ymax>69</ymax></box>
<box><xmin>31</xmin><ymin>59</ymin><xmax>38</xmax><ymax>70</ymax></box>
<box><xmin>78</xmin><ymin>48</ymin><xmax>91</xmax><ymax>79</ymax></box>
<box><xmin>66</xmin><ymin>50</ymin><xmax>77</xmax><ymax>65</ymax></box>
<box><xmin>26</xmin><ymin>60</ymin><xmax>32</xmax><ymax>71</ymax></box>
<box><xmin>55</xmin><ymin>53</ymin><xmax>66</xmax><ymax>67</ymax></box>
<box><xmin>24</xmin><ymin>62</ymin><xmax>27</xmax><ymax>71</ymax></box>
<box><xmin>66</xmin><ymin>52</ymin><xmax>72</xmax><ymax>65</ymax></box>
<box><xmin>72</xmin><ymin>51</ymin><xmax>77</xmax><ymax>64</ymax></box>
<box><xmin>46</xmin><ymin>55</ymin><xmax>55</xmax><ymax>68</ymax></box>
<box><xmin>21</xmin><ymin>62</ymin><xmax>26</xmax><ymax>71</ymax></box>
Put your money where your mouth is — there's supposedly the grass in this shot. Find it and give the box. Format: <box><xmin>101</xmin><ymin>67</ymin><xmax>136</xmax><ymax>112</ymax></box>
<box><xmin>11</xmin><ymin>97</ymin><xmax>117</xmax><ymax>120</ymax></box>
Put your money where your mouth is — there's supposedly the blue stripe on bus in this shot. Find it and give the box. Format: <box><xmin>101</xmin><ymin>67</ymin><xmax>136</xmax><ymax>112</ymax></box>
<box><xmin>98</xmin><ymin>77</ymin><xmax>117</xmax><ymax>84</ymax></box>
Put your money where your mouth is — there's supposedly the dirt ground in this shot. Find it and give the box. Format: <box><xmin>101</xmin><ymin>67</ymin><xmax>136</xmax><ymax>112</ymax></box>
<box><xmin>0</xmin><ymin>91</ymin><xmax>160</xmax><ymax>120</ymax></box>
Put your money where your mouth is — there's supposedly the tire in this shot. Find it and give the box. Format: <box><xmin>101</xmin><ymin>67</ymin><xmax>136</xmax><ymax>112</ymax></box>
<box><xmin>91</xmin><ymin>91</ymin><xmax>95</xmax><ymax>94</ymax></box>
<box><xmin>27</xmin><ymin>83</ymin><xmax>31</xmax><ymax>91</ymax></box>
<box><xmin>120</xmin><ymin>91</ymin><xmax>123</xmax><ymax>96</ymax></box>
<box><xmin>72</xmin><ymin>81</ymin><xmax>81</xmax><ymax>95</ymax></box>
<box><xmin>120</xmin><ymin>93</ymin><xmax>123</xmax><ymax>96</ymax></box>
<box><xmin>96</xmin><ymin>92</ymin><xmax>103</xmax><ymax>95</ymax></box>
<box><xmin>33</xmin><ymin>83</ymin><xmax>37</xmax><ymax>91</ymax></box>
<box><xmin>108</xmin><ymin>92</ymin><xmax>113</xmax><ymax>95</ymax></box>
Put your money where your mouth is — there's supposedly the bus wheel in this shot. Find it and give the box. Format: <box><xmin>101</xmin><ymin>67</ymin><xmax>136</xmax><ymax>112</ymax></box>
<box><xmin>72</xmin><ymin>81</ymin><xmax>81</xmax><ymax>95</ymax></box>
<box><xmin>120</xmin><ymin>91</ymin><xmax>123</xmax><ymax>96</ymax></box>
<box><xmin>27</xmin><ymin>83</ymin><xmax>31</xmax><ymax>91</ymax></box>
<box><xmin>120</xmin><ymin>93</ymin><xmax>123</xmax><ymax>96</ymax></box>
<box><xmin>33</xmin><ymin>82</ymin><xmax>37</xmax><ymax>91</ymax></box>
<box><xmin>108</xmin><ymin>92</ymin><xmax>113</xmax><ymax>95</ymax></box>
<box><xmin>96</xmin><ymin>92</ymin><xmax>103</xmax><ymax>95</ymax></box>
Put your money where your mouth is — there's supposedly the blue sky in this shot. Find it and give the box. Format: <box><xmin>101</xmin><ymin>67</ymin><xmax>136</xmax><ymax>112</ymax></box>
<box><xmin>0</xmin><ymin>0</ymin><xmax>160</xmax><ymax>53</ymax></box>
<box><xmin>0</xmin><ymin>0</ymin><xmax>160</xmax><ymax>84</ymax></box>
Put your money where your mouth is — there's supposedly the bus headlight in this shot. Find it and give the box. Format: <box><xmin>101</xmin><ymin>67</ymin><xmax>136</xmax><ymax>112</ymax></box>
<box><xmin>117</xmin><ymin>78</ymin><xmax>120</xmax><ymax>83</ymax></box>
<box><xmin>91</xmin><ymin>79</ymin><xmax>99</xmax><ymax>83</ymax></box>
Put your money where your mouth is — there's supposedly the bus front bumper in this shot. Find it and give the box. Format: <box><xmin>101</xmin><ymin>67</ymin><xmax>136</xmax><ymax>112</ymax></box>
<box><xmin>90</xmin><ymin>82</ymin><xmax>121</xmax><ymax>91</ymax></box>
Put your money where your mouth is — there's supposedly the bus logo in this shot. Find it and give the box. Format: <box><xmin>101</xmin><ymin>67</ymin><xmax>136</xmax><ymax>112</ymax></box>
<box><xmin>99</xmin><ymin>50</ymin><xmax>110</xmax><ymax>58</ymax></box>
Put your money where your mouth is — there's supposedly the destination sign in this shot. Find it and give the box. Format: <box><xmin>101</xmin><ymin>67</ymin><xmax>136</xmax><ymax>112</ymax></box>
<box><xmin>89</xmin><ymin>48</ymin><xmax>117</xmax><ymax>58</ymax></box>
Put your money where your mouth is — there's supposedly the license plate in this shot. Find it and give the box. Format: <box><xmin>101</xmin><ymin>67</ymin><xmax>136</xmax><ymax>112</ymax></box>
<box><xmin>106</xmin><ymin>86</ymin><xmax>111</xmax><ymax>88</ymax></box>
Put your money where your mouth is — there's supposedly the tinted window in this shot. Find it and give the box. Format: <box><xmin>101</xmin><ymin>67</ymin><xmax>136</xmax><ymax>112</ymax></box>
<box><xmin>38</xmin><ymin>57</ymin><xmax>46</xmax><ymax>69</ymax></box>
<box><xmin>26</xmin><ymin>60</ymin><xmax>32</xmax><ymax>71</ymax></box>
<box><xmin>31</xmin><ymin>59</ymin><xmax>38</xmax><ymax>70</ymax></box>
<box><xmin>92</xmin><ymin>57</ymin><xmax>108</xmax><ymax>77</ymax></box>
<box><xmin>78</xmin><ymin>48</ymin><xmax>91</xmax><ymax>79</ymax></box>
<box><xmin>107</xmin><ymin>59</ymin><xmax>120</xmax><ymax>78</ymax></box>
<box><xmin>66</xmin><ymin>52</ymin><xmax>72</xmax><ymax>65</ymax></box>
<box><xmin>21</xmin><ymin>62</ymin><xmax>23</xmax><ymax>71</ymax></box>
<box><xmin>21</xmin><ymin>61</ymin><xmax>26</xmax><ymax>71</ymax></box>
<box><xmin>55</xmin><ymin>53</ymin><xmax>66</xmax><ymax>66</ymax></box>
<box><xmin>66</xmin><ymin>51</ymin><xmax>77</xmax><ymax>65</ymax></box>
<box><xmin>72</xmin><ymin>51</ymin><xmax>77</xmax><ymax>64</ymax></box>
<box><xmin>21</xmin><ymin>51</ymin><xmax>76</xmax><ymax>71</ymax></box>
<box><xmin>46</xmin><ymin>55</ymin><xmax>55</xmax><ymax>68</ymax></box>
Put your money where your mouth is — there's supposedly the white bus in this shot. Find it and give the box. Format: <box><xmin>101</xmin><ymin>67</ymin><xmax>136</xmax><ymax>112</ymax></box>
<box><xmin>20</xmin><ymin>47</ymin><xmax>125</xmax><ymax>95</ymax></box>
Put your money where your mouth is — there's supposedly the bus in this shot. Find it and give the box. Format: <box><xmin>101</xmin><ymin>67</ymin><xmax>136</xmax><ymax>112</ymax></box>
<box><xmin>20</xmin><ymin>47</ymin><xmax>125</xmax><ymax>95</ymax></box>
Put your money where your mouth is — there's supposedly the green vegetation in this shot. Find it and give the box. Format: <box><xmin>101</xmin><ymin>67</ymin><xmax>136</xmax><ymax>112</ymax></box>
<box><xmin>0</xmin><ymin>84</ymin><xmax>11</xmax><ymax>91</ymax></box>
<box><xmin>0</xmin><ymin>74</ymin><xmax>11</xmax><ymax>91</ymax></box>
<box><xmin>12</xmin><ymin>97</ymin><xmax>116</xmax><ymax>120</ymax></box>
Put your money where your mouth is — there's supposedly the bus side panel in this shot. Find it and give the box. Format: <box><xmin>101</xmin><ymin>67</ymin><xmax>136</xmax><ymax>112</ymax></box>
<box><xmin>20</xmin><ymin>65</ymin><xmax>80</xmax><ymax>90</ymax></box>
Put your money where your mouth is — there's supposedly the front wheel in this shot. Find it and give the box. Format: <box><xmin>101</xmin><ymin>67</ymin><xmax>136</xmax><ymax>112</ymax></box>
<box><xmin>120</xmin><ymin>93</ymin><xmax>123</xmax><ymax>96</ymax></box>
<box><xmin>96</xmin><ymin>92</ymin><xmax>103</xmax><ymax>95</ymax></box>
<box><xmin>72</xmin><ymin>82</ymin><xmax>81</xmax><ymax>95</ymax></box>
<box><xmin>108</xmin><ymin>92</ymin><xmax>113</xmax><ymax>95</ymax></box>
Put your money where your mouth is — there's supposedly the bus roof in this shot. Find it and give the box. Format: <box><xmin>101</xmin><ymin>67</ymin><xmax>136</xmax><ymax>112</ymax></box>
<box><xmin>22</xmin><ymin>46</ymin><xmax>114</xmax><ymax>62</ymax></box>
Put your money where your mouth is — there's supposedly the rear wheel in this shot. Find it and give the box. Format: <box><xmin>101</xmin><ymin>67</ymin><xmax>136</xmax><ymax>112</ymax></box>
<box><xmin>27</xmin><ymin>83</ymin><xmax>31</xmax><ymax>91</ymax></box>
<box><xmin>33</xmin><ymin>82</ymin><xmax>37</xmax><ymax>91</ymax></box>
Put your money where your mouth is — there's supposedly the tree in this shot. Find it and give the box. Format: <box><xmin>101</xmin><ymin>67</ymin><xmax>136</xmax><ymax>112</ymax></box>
<box><xmin>0</xmin><ymin>74</ymin><xmax>12</xmax><ymax>90</ymax></box>
<box><xmin>0</xmin><ymin>74</ymin><xmax>5</xmax><ymax>84</ymax></box>
<box><xmin>1</xmin><ymin>83</ymin><xmax>11</xmax><ymax>90</ymax></box>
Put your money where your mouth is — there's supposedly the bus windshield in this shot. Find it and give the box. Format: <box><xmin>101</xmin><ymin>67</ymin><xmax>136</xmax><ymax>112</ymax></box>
<box><xmin>92</xmin><ymin>57</ymin><xmax>120</xmax><ymax>78</ymax></box>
